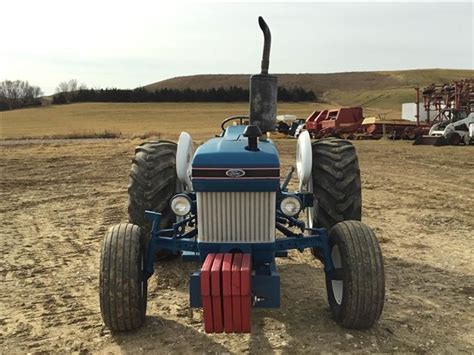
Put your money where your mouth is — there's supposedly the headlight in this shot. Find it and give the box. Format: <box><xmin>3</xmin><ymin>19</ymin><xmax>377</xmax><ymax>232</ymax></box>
<box><xmin>170</xmin><ymin>194</ymin><xmax>192</xmax><ymax>216</ymax></box>
<box><xmin>280</xmin><ymin>196</ymin><xmax>302</xmax><ymax>217</ymax></box>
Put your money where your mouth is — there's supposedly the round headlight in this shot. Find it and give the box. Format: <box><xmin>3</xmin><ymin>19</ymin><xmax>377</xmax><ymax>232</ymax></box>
<box><xmin>170</xmin><ymin>194</ymin><xmax>192</xmax><ymax>216</ymax></box>
<box><xmin>280</xmin><ymin>196</ymin><xmax>302</xmax><ymax>217</ymax></box>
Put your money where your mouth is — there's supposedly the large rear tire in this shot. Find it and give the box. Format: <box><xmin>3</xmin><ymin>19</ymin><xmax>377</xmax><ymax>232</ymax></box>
<box><xmin>100</xmin><ymin>223</ymin><xmax>147</xmax><ymax>331</ymax></box>
<box><xmin>308</xmin><ymin>139</ymin><xmax>361</xmax><ymax>258</ymax></box>
<box><xmin>128</xmin><ymin>141</ymin><xmax>179</xmax><ymax>257</ymax></box>
<box><xmin>325</xmin><ymin>221</ymin><xmax>385</xmax><ymax>329</ymax></box>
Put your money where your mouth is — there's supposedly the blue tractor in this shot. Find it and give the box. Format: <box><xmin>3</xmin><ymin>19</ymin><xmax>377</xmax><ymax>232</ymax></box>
<box><xmin>99</xmin><ymin>17</ymin><xmax>385</xmax><ymax>333</ymax></box>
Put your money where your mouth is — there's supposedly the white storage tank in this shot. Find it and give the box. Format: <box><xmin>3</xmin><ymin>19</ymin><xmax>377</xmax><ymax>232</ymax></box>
<box><xmin>401</xmin><ymin>103</ymin><xmax>443</xmax><ymax>123</ymax></box>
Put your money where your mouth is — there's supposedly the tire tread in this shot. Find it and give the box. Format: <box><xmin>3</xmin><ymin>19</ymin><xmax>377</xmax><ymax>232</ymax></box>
<box><xmin>128</xmin><ymin>141</ymin><xmax>178</xmax><ymax>235</ymax></box>
<box><xmin>326</xmin><ymin>221</ymin><xmax>385</xmax><ymax>329</ymax></box>
<box><xmin>311</xmin><ymin>138</ymin><xmax>362</xmax><ymax>231</ymax></box>
<box><xmin>99</xmin><ymin>223</ymin><xmax>146</xmax><ymax>331</ymax></box>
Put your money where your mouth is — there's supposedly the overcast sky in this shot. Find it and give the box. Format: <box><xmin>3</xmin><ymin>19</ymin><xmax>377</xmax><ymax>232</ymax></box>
<box><xmin>1</xmin><ymin>1</ymin><xmax>472</xmax><ymax>95</ymax></box>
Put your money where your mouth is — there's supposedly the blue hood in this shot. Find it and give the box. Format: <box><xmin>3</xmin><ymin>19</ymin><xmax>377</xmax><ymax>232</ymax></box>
<box><xmin>191</xmin><ymin>125</ymin><xmax>280</xmax><ymax>192</ymax></box>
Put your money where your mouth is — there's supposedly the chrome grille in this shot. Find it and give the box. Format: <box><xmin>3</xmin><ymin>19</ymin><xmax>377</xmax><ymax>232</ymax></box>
<box><xmin>196</xmin><ymin>192</ymin><xmax>276</xmax><ymax>243</ymax></box>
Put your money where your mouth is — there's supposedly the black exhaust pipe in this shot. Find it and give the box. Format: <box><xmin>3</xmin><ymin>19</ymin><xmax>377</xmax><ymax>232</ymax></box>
<box><xmin>259</xmin><ymin>16</ymin><xmax>271</xmax><ymax>75</ymax></box>
<box><xmin>249</xmin><ymin>16</ymin><xmax>278</xmax><ymax>134</ymax></box>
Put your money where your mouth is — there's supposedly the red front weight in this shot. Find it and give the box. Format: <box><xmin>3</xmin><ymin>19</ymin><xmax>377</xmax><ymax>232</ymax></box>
<box><xmin>201</xmin><ymin>253</ymin><xmax>215</xmax><ymax>333</ymax></box>
<box><xmin>211</xmin><ymin>254</ymin><xmax>224</xmax><ymax>333</ymax></box>
<box><xmin>222</xmin><ymin>253</ymin><xmax>234</xmax><ymax>333</ymax></box>
<box><xmin>231</xmin><ymin>253</ymin><xmax>243</xmax><ymax>333</ymax></box>
<box><xmin>202</xmin><ymin>253</ymin><xmax>251</xmax><ymax>333</ymax></box>
<box><xmin>240</xmin><ymin>254</ymin><xmax>252</xmax><ymax>333</ymax></box>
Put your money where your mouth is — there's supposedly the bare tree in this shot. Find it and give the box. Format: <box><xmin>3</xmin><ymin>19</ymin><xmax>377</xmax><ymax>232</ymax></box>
<box><xmin>55</xmin><ymin>79</ymin><xmax>87</xmax><ymax>103</ymax></box>
<box><xmin>0</xmin><ymin>80</ymin><xmax>43</xmax><ymax>110</ymax></box>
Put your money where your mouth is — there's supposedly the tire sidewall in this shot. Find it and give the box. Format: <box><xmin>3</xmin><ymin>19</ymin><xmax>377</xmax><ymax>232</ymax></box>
<box><xmin>138</xmin><ymin>227</ymin><xmax>148</xmax><ymax>319</ymax></box>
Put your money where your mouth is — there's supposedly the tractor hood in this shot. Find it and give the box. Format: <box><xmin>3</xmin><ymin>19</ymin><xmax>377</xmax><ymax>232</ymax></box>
<box><xmin>192</xmin><ymin>125</ymin><xmax>280</xmax><ymax>192</ymax></box>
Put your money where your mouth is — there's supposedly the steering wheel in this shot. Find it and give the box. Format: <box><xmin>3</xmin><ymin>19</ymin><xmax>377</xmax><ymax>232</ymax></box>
<box><xmin>220</xmin><ymin>115</ymin><xmax>249</xmax><ymax>132</ymax></box>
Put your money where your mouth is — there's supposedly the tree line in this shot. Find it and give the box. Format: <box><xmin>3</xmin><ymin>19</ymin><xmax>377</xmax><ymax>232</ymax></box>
<box><xmin>52</xmin><ymin>86</ymin><xmax>317</xmax><ymax>104</ymax></box>
<box><xmin>0</xmin><ymin>80</ymin><xmax>43</xmax><ymax>111</ymax></box>
<box><xmin>0</xmin><ymin>79</ymin><xmax>81</xmax><ymax>111</ymax></box>
<box><xmin>1</xmin><ymin>78</ymin><xmax>317</xmax><ymax>111</ymax></box>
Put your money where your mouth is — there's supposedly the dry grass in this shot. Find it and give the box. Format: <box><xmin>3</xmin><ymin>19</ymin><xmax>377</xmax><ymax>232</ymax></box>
<box><xmin>3</xmin><ymin>69</ymin><xmax>471</xmax><ymax>140</ymax></box>
<box><xmin>145</xmin><ymin>69</ymin><xmax>474</xmax><ymax>117</ymax></box>
<box><xmin>146</xmin><ymin>69</ymin><xmax>473</xmax><ymax>93</ymax></box>
<box><xmin>0</xmin><ymin>102</ymin><xmax>323</xmax><ymax>140</ymax></box>
<box><xmin>131</xmin><ymin>131</ymin><xmax>161</xmax><ymax>140</ymax></box>
<box><xmin>1</xmin><ymin>130</ymin><xmax>122</xmax><ymax>140</ymax></box>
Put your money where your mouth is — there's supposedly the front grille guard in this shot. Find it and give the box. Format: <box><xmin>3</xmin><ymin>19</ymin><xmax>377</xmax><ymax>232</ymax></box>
<box><xmin>143</xmin><ymin>209</ymin><xmax>334</xmax><ymax>280</ymax></box>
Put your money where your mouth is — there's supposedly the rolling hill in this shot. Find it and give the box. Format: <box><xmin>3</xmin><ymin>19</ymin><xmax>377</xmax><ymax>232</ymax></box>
<box><xmin>144</xmin><ymin>69</ymin><xmax>473</xmax><ymax>118</ymax></box>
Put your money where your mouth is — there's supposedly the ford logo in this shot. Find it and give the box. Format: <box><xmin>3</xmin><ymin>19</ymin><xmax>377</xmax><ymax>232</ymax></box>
<box><xmin>225</xmin><ymin>169</ymin><xmax>246</xmax><ymax>178</ymax></box>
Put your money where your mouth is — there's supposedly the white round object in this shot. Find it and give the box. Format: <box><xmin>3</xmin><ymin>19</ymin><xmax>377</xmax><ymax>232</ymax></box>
<box><xmin>170</xmin><ymin>194</ymin><xmax>192</xmax><ymax>216</ymax></box>
<box><xmin>276</xmin><ymin>114</ymin><xmax>298</xmax><ymax>124</ymax></box>
<box><xmin>280</xmin><ymin>195</ymin><xmax>302</xmax><ymax>217</ymax></box>
<box><xmin>296</xmin><ymin>130</ymin><xmax>312</xmax><ymax>191</ymax></box>
<box><xmin>176</xmin><ymin>132</ymin><xmax>193</xmax><ymax>191</ymax></box>
<box><xmin>331</xmin><ymin>245</ymin><xmax>344</xmax><ymax>305</ymax></box>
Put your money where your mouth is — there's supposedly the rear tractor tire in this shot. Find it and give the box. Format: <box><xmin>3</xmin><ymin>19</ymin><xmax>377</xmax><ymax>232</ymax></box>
<box><xmin>308</xmin><ymin>139</ymin><xmax>361</xmax><ymax>259</ymax></box>
<box><xmin>326</xmin><ymin>221</ymin><xmax>385</xmax><ymax>329</ymax></box>
<box><xmin>100</xmin><ymin>223</ymin><xmax>147</xmax><ymax>331</ymax></box>
<box><xmin>128</xmin><ymin>141</ymin><xmax>180</xmax><ymax>258</ymax></box>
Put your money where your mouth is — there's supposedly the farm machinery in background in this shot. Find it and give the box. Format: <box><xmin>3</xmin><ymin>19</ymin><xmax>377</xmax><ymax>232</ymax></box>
<box><xmin>279</xmin><ymin>79</ymin><xmax>474</xmax><ymax>145</ymax></box>
<box><xmin>305</xmin><ymin>107</ymin><xmax>364</xmax><ymax>139</ymax></box>
<box><xmin>99</xmin><ymin>17</ymin><xmax>385</xmax><ymax>334</ymax></box>
<box><xmin>276</xmin><ymin>108</ymin><xmax>366</xmax><ymax>139</ymax></box>
<box><xmin>285</xmin><ymin>106</ymin><xmax>426</xmax><ymax>140</ymax></box>
<box><xmin>276</xmin><ymin>115</ymin><xmax>306</xmax><ymax>137</ymax></box>
<box><xmin>413</xmin><ymin>79</ymin><xmax>474</xmax><ymax>145</ymax></box>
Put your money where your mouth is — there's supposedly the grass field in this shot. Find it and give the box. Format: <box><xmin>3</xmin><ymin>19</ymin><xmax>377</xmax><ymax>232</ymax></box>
<box><xmin>3</xmin><ymin>69</ymin><xmax>472</xmax><ymax>138</ymax></box>
<box><xmin>0</xmin><ymin>102</ymin><xmax>327</xmax><ymax>140</ymax></box>
<box><xmin>146</xmin><ymin>69</ymin><xmax>474</xmax><ymax>118</ymax></box>
<box><xmin>146</xmin><ymin>69</ymin><xmax>473</xmax><ymax>94</ymax></box>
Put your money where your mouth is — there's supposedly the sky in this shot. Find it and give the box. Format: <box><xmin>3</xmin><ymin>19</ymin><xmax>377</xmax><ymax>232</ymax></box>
<box><xmin>1</xmin><ymin>1</ymin><xmax>472</xmax><ymax>95</ymax></box>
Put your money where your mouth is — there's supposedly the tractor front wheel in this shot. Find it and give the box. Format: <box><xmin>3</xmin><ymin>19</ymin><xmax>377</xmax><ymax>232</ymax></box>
<box><xmin>100</xmin><ymin>223</ymin><xmax>147</xmax><ymax>331</ymax></box>
<box><xmin>325</xmin><ymin>220</ymin><xmax>385</xmax><ymax>329</ymax></box>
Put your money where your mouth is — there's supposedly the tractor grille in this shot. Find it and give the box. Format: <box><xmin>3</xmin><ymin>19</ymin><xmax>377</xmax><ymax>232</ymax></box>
<box><xmin>196</xmin><ymin>192</ymin><xmax>276</xmax><ymax>243</ymax></box>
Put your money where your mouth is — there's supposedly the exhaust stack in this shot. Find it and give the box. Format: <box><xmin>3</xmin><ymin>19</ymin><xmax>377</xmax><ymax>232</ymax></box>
<box><xmin>249</xmin><ymin>16</ymin><xmax>278</xmax><ymax>133</ymax></box>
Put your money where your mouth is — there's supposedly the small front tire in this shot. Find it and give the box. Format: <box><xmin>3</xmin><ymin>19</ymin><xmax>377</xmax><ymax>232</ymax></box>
<box><xmin>445</xmin><ymin>131</ymin><xmax>461</xmax><ymax>146</ymax></box>
<box><xmin>325</xmin><ymin>221</ymin><xmax>385</xmax><ymax>329</ymax></box>
<box><xmin>100</xmin><ymin>223</ymin><xmax>147</xmax><ymax>331</ymax></box>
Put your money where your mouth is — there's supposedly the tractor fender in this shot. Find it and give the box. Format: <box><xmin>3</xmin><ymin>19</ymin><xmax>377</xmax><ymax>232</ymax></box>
<box><xmin>176</xmin><ymin>132</ymin><xmax>194</xmax><ymax>191</ymax></box>
<box><xmin>296</xmin><ymin>130</ymin><xmax>312</xmax><ymax>191</ymax></box>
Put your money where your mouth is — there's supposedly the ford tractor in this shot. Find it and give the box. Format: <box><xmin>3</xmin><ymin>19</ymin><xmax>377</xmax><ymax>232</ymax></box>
<box><xmin>99</xmin><ymin>17</ymin><xmax>385</xmax><ymax>333</ymax></box>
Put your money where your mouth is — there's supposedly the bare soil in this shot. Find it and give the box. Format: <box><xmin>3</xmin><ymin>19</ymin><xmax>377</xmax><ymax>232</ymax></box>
<box><xmin>1</xmin><ymin>138</ymin><xmax>473</xmax><ymax>353</ymax></box>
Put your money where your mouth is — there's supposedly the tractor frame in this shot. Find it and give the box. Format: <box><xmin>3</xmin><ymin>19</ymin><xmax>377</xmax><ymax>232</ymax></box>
<box><xmin>144</xmin><ymin>188</ymin><xmax>335</xmax><ymax>309</ymax></box>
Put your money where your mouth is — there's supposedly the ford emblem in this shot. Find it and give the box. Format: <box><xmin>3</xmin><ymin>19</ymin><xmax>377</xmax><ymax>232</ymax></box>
<box><xmin>226</xmin><ymin>169</ymin><xmax>246</xmax><ymax>178</ymax></box>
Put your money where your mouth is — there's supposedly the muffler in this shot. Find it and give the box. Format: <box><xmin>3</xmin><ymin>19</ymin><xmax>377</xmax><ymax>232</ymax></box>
<box><xmin>249</xmin><ymin>17</ymin><xmax>278</xmax><ymax>133</ymax></box>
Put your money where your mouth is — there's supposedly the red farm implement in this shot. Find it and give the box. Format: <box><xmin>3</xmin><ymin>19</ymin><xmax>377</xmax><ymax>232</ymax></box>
<box><xmin>305</xmin><ymin>107</ymin><xmax>364</xmax><ymax>139</ymax></box>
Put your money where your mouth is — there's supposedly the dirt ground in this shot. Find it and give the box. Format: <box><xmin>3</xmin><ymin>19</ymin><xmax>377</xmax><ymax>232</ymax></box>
<box><xmin>0</xmin><ymin>138</ymin><xmax>473</xmax><ymax>353</ymax></box>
